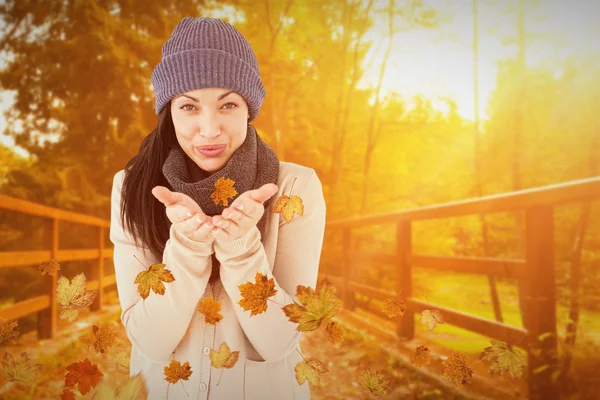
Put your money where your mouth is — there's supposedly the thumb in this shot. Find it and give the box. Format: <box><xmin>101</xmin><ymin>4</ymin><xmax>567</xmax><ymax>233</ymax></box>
<box><xmin>249</xmin><ymin>183</ymin><xmax>279</xmax><ymax>203</ymax></box>
<box><xmin>152</xmin><ymin>186</ymin><xmax>179</xmax><ymax>206</ymax></box>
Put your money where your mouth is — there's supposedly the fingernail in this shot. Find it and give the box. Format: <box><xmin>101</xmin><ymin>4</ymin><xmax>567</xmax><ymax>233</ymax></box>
<box><xmin>236</xmin><ymin>204</ymin><xmax>245</xmax><ymax>210</ymax></box>
<box><xmin>186</xmin><ymin>211</ymin><xmax>193</xmax><ymax>217</ymax></box>
<box><xmin>196</xmin><ymin>216</ymin><xmax>202</xmax><ymax>223</ymax></box>
<box><xmin>216</xmin><ymin>220</ymin><xmax>222</xmax><ymax>226</ymax></box>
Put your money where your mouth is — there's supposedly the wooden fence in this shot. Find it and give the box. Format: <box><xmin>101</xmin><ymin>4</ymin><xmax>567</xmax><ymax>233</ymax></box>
<box><xmin>320</xmin><ymin>176</ymin><xmax>600</xmax><ymax>400</ymax></box>
<box><xmin>0</xmin><ymin>194</ymin><xmax>114</xmax><ymax>339</ymax></box>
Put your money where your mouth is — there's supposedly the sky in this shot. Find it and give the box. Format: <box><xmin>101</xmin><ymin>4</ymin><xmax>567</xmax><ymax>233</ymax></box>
<box><xmin>1</xmin><ymin>0</ymin><xmax>599</xmax><ymax>157</ymax></box>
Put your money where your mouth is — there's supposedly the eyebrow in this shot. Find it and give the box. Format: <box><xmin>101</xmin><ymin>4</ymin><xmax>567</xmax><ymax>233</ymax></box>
<box><xmin>175</xmin><ymin>90</ymin><xmax>236</xmax><ymax>103</ymax></box>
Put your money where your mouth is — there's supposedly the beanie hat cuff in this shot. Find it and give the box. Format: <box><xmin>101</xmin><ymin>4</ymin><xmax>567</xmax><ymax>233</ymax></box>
<box><xmin>152</xmin><ymin>48</ymin><xmax>266</xmax><ymax>121</ymax></box>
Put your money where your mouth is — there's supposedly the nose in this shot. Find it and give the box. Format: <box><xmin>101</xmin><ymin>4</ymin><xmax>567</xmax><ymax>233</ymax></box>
<box><xmin>196</xmin><ymin>114</ymin><xmax>221</xmax><ymax>139</ymax></box>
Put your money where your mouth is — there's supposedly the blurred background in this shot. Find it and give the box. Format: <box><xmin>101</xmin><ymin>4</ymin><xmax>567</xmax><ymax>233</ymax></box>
<box><xmin>0</xmin><ymin>0</ymin><xmax>598</xmax><ymax>399</ymax></box>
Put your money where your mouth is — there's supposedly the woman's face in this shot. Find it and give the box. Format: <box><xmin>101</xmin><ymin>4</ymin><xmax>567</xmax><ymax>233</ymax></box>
<box><xmin>170</xmin><ymin>87</ymin><xmax>250</xmax><ymax>174</ymax></box>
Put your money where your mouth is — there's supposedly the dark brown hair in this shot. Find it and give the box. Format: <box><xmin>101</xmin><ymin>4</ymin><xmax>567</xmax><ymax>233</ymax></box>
<box><xmin>119</xmin><ymin>102</ymin><xmax>177</xmax><ymax>262</ymax></box>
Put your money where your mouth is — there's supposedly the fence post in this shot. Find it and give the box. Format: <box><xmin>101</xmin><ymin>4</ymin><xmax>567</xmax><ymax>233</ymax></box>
<box><xmin>524</xmin><ymin>205</ymin><xmax>558</xmax><ymax>400</ymax></box>
<box><xmin>341</xmin><ymin>228</ymin><xmax>355</xmax><ymax>311</ymax></box>
<box><xmin>38</xmin><ymin>218</ymin><xmax>58</xmax><ymax>339</ymax></box>
<box><xmin>90</xmin><ymin>226</ymin><xmax>104</xmax><ymax>312</ymax></box>
<box><xmin>396</xmin><ymin>220</ymin><xmax>414</xmax><ymax>339</ymax></box>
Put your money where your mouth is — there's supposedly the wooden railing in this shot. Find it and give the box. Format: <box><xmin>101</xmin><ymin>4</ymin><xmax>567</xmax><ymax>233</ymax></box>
<box><xmin>0</xmin><ymin>194</ymin><xmax>115</xmax><ymax>339</ymax></box>
<box><xmin>321</xmin><ymin>176</ymin><xmax>600</xmax><ymax>400</ymax></box>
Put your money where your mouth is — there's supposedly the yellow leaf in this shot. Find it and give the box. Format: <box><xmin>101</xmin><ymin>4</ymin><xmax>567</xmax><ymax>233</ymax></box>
<box><xmin>382</xmin><ymin>296</ymin><xmax>405</xmax><ymax>318</ymax></box>
<box><xmin>0</xmin><ymin>351</ymin><xmax>37</xmax><ymax>387</ymax></box>
<box><xmin>0</xmin><ymin>317</ymin><xmax>19</xmax><ymax>346</ymax></box>
<box><xmin>92</xmin><ymin>372</ymin><xmax>148</xmax><ymax>400</ymax></box>
<box><xmin>238</xmin><ymin>272</ymin><xmax>278</xmax><ymax>316</ymax></box>
<box><xmin>134</xmin><ymin>263</ymin><xmax>175</xmax><ymax>300</ymax></box>
<box><xmin>480</xmin><ymin>340</ymin><xmax>526</xmax><ymax>380</ymax></box>
<box><xmin>163</xmin><ymin>359</ymin><xmax>192</xmax><ymax>384</ymax></box>
<box><xmin>442</xmin><ymin>352</ymin><xmax>473</xmax><ymax>387</ymax></box>
<box><xmin>411</xmin><ymin>345</ymin><xmax>431</xmax><ymax>367</ymax></box>
<box><xmin>56</xmin><ymin>273</ymin><xmax>98</xmax><ymax>323</ymax></box>
<box><xmin>210</xmin><ymin>342</ymin><xmax>239</xmax><ymax>369</ymax></box>
<box><xmin>325</xmin><ymin>321</ymin><xmax>345</xmax><ymax>344</ymax></box>
<box><xmin>359</xmin><ymin>368</ymin><xmax>389</xmax><ymax>396</ymax></box>
<box><xmin>283</xmin><ymin>281</ymin><xmax>341</xmax><ymax>331</ymax></box>
<box><xmin>114</xmin><ymin>350</ymin><xmax>130</xmax><ymax>375</ymax></box>
<box><xmin>420</xmin><ymin>309</ymin><xmax>444</xmax><ymax>331</ymax></box>
<box><xmin>39</xmin><ymin>258</ymin><xmax>60</xmax><ymax>276</ymax></box>
<box><xmin>91</xmin><ymin>324</ymin><xmax>117</xmax><ymax>355</ymax></box>
<box><xmin>273</xmin><ymin>194</ymin><xmax>304</xmax><ymax>223</ymax></box>
<box><xmin>197</xmin><ymin>296</ymin><xmax>224</xmax><ymax>325</ymax></box>
<box><xmin>294</xmin><ymin>357</ymin><xmax>328</xmax><ymax>385</ymax></box>
<box><xmin>211</xmin><ymin>176</ymin><xmax>238</xmax><ymax>207</ymax></box>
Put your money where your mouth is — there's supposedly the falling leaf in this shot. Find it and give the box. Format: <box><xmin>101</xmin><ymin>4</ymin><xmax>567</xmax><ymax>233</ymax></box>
<box><xmin>56</xmin><ymin>273</ymin><xmax>98</xmax><ymax>323</ymax></box>
<box><xmin>211</xmin><ymin>176</ymin><xmax>238</xmax><ymax>207</ymax></box>
<box><xmin>64</xmin><ymin>358</ymin><xmax>104</xmax><ymax>395</ymax></box>
<box><xmin>480</xmin><ymin>340</ymin><xmax>526</xmax><ymax>380</ymax></box>
<box><xmin>238</xmin><ymin>272</ymin><xmax>278</xmax><ymax>316</ymax></box>
<box><xmin>283</xmin><ymin>282</ymin><xmax>341</xmax><ymax>331</ymax></box>
<box><xmin>115</xmin><ymin>350</ymin><xmax>130</xmax><ymax>374</ymax></box>
<box><xmin>134</xmin><ymin>263</ymin><xmax>175</xmax><ymax>300</ymax></box>
<box><xmin>210</xmin><ymin>343</ymin><xmax>239</xmax><ymax>369</ymax></box>
<box><xmin>164</xmin><ymin>359</ymin><xmax>192</xmax><ymax>384</ymax></box>
<box><xmin>0</xmin><ymin>351</ymin><xmax>37</xmax><ymax>387</ymax></box>
<box><xmin>382</xmin><ymin>296</ymin><xmax>405</xmax><ymax>319</ymax></box>
<box><xmin>273</xmin><ymin>178</ymin><xmax>304</xmax><ymax>224</ymax></box>
<box><xmin>60</xmin><ymin>388</ymin><xmax>76</xmax><ymax>400</ymax></box>
<box><xmin>442</xmin><ymin>352</ymin><xmax>473</xmax><ymax>387</ymax></box>
<box><xmin>92</xmin><ymin>372</ymin><xmax>148</xmax><ymax>400</ymax></box>
<box><xmin>411</xmin><ymin>345</ymin><xmax>431</xmax><ymax>367</ymax></box>
<box><xmin>294</xmin><ymin>358</ymin><xmax>329</xmax><ymax>385</ymax></box>
<box><xmin>420</xmin><ymin>309</ymin><xmax>444</xmax><ymax>331</ymax></box>
<box><xmin>198</xmin><ymin>296</ymin><xmax>224</xmax><ymax>325</ymax></box>
<box><xmin>0</xmin><ymin>317</ymin><xmax>19</xmax><ymax>346</ymax></box>
<box><xmin>39</xmin><ymin>258</ymin><xmax>60</xmax><ymax>276</ymax></box>
<box><xmin>325</xmin><ymin>321</ymin><xmax>345</xmax><ymax>344</ymax></box>
<box><xmin>359</xmin><ymin>368</ymin><xmax>390</xmax><ymax>396</ymax></box>
<box><xmin>91</xmin><ymin>324</ymin><xmax>117</xmax><ymax>355</ymax></box>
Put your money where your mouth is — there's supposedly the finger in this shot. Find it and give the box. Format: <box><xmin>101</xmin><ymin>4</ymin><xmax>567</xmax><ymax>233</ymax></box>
<box><xmin>152</xmin><ymin>186</ymin><xmax>183</xmax><ymax>206</ymax></box>
<box><xmin>178</xmin><ymin>214</ymin><xmax>206</xmax><ymax>235</ymax></box>
<box><xmin>211</xmin><ymin>226</ymin><xmax>230</xmax><ymax>241</ymax></box>
<box><xmin>241</xmin><ymin>184</ymin><xmax>278</xmax><ymax>204</ymax></box>
<box><xmin>166</xmin><ymin>205</ymin><xmax>197</xmax><ymax>224</ymax></box>
<box><xmin>213</xmin><ymin>215</ymin><xmax>239</xmax><ymax>230</ymax></box>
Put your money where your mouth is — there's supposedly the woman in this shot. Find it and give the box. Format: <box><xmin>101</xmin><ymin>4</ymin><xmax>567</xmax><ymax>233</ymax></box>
<box><xmin>109</xmin><ymin>17</ymin><xmax>326</xmax><ymax>400</ymax></box>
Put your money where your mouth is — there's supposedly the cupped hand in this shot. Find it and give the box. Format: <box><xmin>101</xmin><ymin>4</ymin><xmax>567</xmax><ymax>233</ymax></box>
<box><xmin>152</xmin><ymin>186</ymin><xmax>215</xmax><ymax>244</ymax></box>
<box><xmin>210</xmin><ymin>183</ymin><xmax>279</xmax><ymax>242</ymax></box>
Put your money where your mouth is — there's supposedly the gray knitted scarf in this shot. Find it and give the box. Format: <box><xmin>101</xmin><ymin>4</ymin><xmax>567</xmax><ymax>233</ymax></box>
<box><xmin>162</xmin><ymin>124</ymin><xmax>279</xmax><ymax>278</ymax></box>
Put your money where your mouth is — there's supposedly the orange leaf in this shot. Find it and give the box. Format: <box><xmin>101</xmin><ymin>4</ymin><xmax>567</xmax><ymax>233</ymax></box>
<box><xmin>283</xmin><ymin>282</ymin><xmax>341</xmax><ymax>331</ymax></box>
<box><xmin>39</xmin><ymin>258</ymin><xmax>60</xmax><ymax>276</ymax></box>
<box><xmin>237</xmin><ymin>272</ymin><xmax>278</xmax><ymax>316</ymax></box>
<box><xmin>0</xmin><ymin>317</ymin><xmax>19</xmax><ymax>346</ymax></box>
<box><xmin>209</xmin><ymin>343</ymin><xmax>239</xmax><ymax>369</ymax></box>
<box><xmin>325</xmin><ymin>321</ymin><xmax>345</xmax><ymax>344</ymax></box>
<box><xmin>442</xmin><ymin>352</ymin><xmax>474</xmax><ymax>387</ymax></box>
<box><xmin>64</xmin><ymin>358</ymin><xmax>104</xmax><ymax>395</ymax></box>
<box><xmin>60</xmin><ymin>388</ymin><xmax>76</xmax><ymax>400</ymax></box>
<box><xmin>382</xmin><ymin>295</ymin><xmax>405</xmax><ymax>318</ymax></box>
<box><xmin>197</xmin><ymin>296</ymin><xmax>224</xmax><ymax>325</ymax></box>
<box><xmin>211</xmin><ymin>176</ymin><xmax>238</xmax><ymax>207</ymax></box>
<box><xmin>91</xmin><ymin>324</ymin><xmax>117</xmax><ymax>354</ymax></box>
<box><xmin>163</xmin><ymin>359</ymin><xmax>192</xmax><ymax>384</ymax></box>
<box><xmin>359</xmin><ymin>368</ymin><xmax>389</xmax><ymax>396</ymax></box>
<box><xmin>272</xmin><ymin>193</ymin><xmax>304</xmax><ymax>223</ymax></box>
<box><xmin>134</xmin><ymin>263</ymin><xmax>175</xmax><ymax>300</ymax></box>
<box><xmin>294</xmin><ymin>357</ymin><xmax>328</xmax><ymax>385</ymax></box>
<box><xmin>411</xmin><ymin>345</ymin><xmax>431</xmax><ymax>367</ymax></box>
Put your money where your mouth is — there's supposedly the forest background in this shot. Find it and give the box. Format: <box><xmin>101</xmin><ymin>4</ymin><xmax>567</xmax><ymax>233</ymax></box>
<box><xmin>0</xmin><ymin>0</ymin><xmax>598</xmax><ymax>398</ymax></box>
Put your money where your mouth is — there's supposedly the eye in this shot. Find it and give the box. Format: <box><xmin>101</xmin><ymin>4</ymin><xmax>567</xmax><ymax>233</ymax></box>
<box><xmin>180</xmin><ymin>103</ymin><xmax>196</xmax><ymax>112</ymax></box>
<box><xmin>223</xmin><ymin>102</ymin><xmax>238</xmax><ymax>110</ymax></box>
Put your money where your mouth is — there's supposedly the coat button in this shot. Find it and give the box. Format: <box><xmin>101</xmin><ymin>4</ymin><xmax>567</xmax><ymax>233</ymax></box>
<box><xmin>200</xmin><ymin>383</ymin><xmax>207</xmax><ymax>391</ymax></box>
<box><xmin>203</xmin><ymin>347</ymin><xmax>211</xmax><ymax>355</ymax></box>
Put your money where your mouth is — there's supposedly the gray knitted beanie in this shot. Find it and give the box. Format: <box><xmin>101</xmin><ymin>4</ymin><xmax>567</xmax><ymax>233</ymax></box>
<box><xmin>151</xmin><ymin>17</ymin><xmax>266</xmax><ymax>122</ymax></box>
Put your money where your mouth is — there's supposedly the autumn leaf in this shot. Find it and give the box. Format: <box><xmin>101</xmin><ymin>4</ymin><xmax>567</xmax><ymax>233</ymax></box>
<box><xmin>115</xmin><ymin>350</ymin><xmax>130</xmax><ymax>374</ymax></box>
<box><xmin>294</xmin><ymin>357</ymin><xmax>329</xmax><ymax>385</ymax></box>
<box><xmin>210</xmin><ymin>342</ymin><xmax>239</xmax><ymax>386</ymax></box>
<box><xmin>442</xmin><ymin>352</ymin><xmax>473</xmax><ymax>387</ymax></box>
<box><xmin>134</xmin><ymin>263</ymin><xmax>175</xmax><ymax>300</ymax></box>
<box><xmin>60</xmin><ymin>388</ymin><xmax>76</xmax><ymax>400</ymax></box>
<box><xmin>480</xmin><ymin>340</ymin><xmax>526</xmax><ymax>380</ymax></box>
<box><xmin>420</xmin><ymin>309</ymin><xmax>444</xmax><ymax>331</ymax></box>
<box><xmin>382</xmin><ymin>296</ymin><xmax>405</xmax><ymax>319</ymax></box>
<box><xmin>198</xmin><ymin>296</ymin><xmax>224</xmax><ymax>325</ymax></box>
<box><xmin>39</xmin><ymin>258</ymin><xmax>60</xmax><ymax>276</ymax></box>
<box><xmin>164</xmin><ymin>359</ymin><xmax>192</xmax><ymax>384</ymax></box>
<box><xmin>325</xmin><ymin>321</ymin><xmax>345</xmax><ymax>344</ymax></box>
<box><xmin>0</xmin><ymin>317</ymin><xmax>19</xmax><ymax>346</ymax></box>
<box><xmin>56</xmin><ymin>273</ymin><xmax>98</xmax><ymax>323</ymax></box>
<box><xmin>64</xmin><ymin>358</ymin><xmax>104</xmax><ymax>395</ymax></box>
<box><xmin>238</xmin><ymin>272</ymin><xmax>278</xmax><ymax>316</ymax></box>
<box><xmin>91</xmin><ymin>324</ymin><xmax>117</xmax><ymax>354</ymax></box>
<box><xmin>411</xmin><ymin>345</ymin><xmax>431</xmax><ymax>367</ymax></box>
<box><xmin>283</xmin><ymin>282</ymin><xmax>341</xmax><ymax>331</ymax></box>
<box><xmin>0</xmin><ymin>351</ymin><xmax>37</xmax><ymax>387</ymax></box>
<box><xmin>211</xmin><ymin>176</ymin><xmax>238</xmax><ymax>206</ymax></box>
<box><xmin>92</xmin><ymin>372</ymin><xmax>148</xmax><ymax>400</ymax></box>
<box><xmin>359</xmin><ymin>368</ymin><xmax>390</xmax><ymax>396</ymax></box>
<box><xmin>273</xmin><ymin>178</ymin><xmax>304</xmax><ymax>223</ymax></box>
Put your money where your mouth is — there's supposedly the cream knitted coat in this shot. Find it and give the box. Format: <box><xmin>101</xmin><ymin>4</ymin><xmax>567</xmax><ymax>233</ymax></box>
<box><xmin>109</xmin><ymin>162</ymin><xmax>326</xmax><ymax>400</ymax></box>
